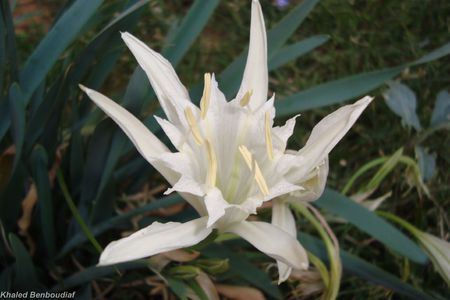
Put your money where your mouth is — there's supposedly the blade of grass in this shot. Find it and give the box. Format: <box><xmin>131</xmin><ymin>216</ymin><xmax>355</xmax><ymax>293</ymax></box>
<box><xmin>56</xmin><ymin>170</ymin><xmax>103</xmax><ymax>254</ymax></box>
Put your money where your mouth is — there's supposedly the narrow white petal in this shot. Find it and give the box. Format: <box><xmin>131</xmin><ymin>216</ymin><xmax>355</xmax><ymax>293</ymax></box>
<box><xmin>236</xmin><ymin>0</ymin><xmax>268</xmax><ymax>110</ymax></box>
<box><xmin>290</xmin><ymin>158</ymin><xmax>329</xmax><ymax>202</ymax></box>
<box><xmin>272</xmin><ymin>114</ymin><xmax>300</xmax><ymax>151</ymax></box>
<box><xmin>121</xmin><ymin>32</ymin><xmax>190</xmax><ymax>125</ymax></box>
<box><xmin>294</xmin><ymin>96</ymin><xmax>373</xmax><ymax>180</ymax></box>
<box><xmin>227</xmin><ymin>221</ymin><xmax>308</xmax><ymax>270</ymax></box>
<box><xmin>154</xmin><ymin>115</ymin><xmax>185</xmax><ymax>150</ymax></box>
<box><xmin>204</xmin><ymin>188</ymin><xmax>230</xmax><ymax>228</ymax></box>
<box><xmin>79</xmin><ymin>85</ymin><xmax>168</xmax><ymax>161</ymax></box>
<box><xmin>272</xmin><ymin>200</ymin><xmax>298</xmax><ymax>283</ymax></box>
<box><xmin>164</xmin><ymin>175</ymin><xmax>205</xmax><ymax>197</ymax></box>
<box><xmin>98</xmin><ymin>217</ymin><xmax>211</xmax><ymax>266</ymax></box>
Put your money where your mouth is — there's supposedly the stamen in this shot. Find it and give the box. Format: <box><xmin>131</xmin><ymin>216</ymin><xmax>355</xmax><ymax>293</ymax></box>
<box><xmin>265</xmin><ymin>111</ymin><xmax>274</xmax><ymax>160</ymax></box>
<box><xmin>200</xmin><ymin>73</ymin><xmax>211</xmax><ymax>119</ymax></box>
<box><xmin>239</xmin><ymin>90</ymin><xmax>253</xmax><ymax>107</ymax></box>
<box><xmin>205</xmin><ymin>140</ymin><xmax>217</xmax><ymax>187</ymax></box>
<box><xmin>184</xmin><ymin>107</ymin><xmax>203</xmax><ymax>145</ymax></box>
<box><xmin>254</xmin><ymin>162</ymin><xmax>270</xmax><ymax>196</ymax></box>
<box><xmin>238</xmin><ymin>145</ymin><xmax>270</xmax><ymax>196</ymax></box>
<box><xmin>238</xmin><ymin>145</ymin><xmax>253</xmax><ymax>169</ymax></box>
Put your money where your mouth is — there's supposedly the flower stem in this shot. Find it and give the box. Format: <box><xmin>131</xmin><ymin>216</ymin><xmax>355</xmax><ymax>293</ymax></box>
<box><xmin>291</xmin><ymin>203</ymin><xmax>342</xmax><ymax>300</ymax></box>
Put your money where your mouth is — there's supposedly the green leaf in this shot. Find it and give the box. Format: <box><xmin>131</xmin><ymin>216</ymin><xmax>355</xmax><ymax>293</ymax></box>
<box><xmin>216</xmin><ymin>0</ymin><xmax>320</xmax><ymax>100</ymax></box>
<box><xmin>31</xmin><ymin>145</ymin><xmax>56</xmax><ymax>258</ymax></box>
<box><xmin>299</xmin><ymin>234</ymin><xmax>435</xmax><ymax>300</ymax></box>
<box><xmin>9</xmin><ymin>233</ymin><xmax>41</xmax><ymax>290</ymax></box>
<box><xmin>268</xmin><ymin>35</ymin><xmax>330</xmax><ymax>70</ymax></box>
<box><xmin>276</xmin><ymin>41</ymin><xmax>450</xmax><ymax>116</ymax></box>
<box><xmin>19</xmin><ymin>0</ymin><xmax>103</xmax><ymax>101</ymax></box>
<box><xmin>163</xmin><ymin>0</ymin><xmax>220</xmax><ymax>66</ymax></box>
<box><xmin>71</xmin><ymin>0</ymin><xmax>148</xmax><ymax>88</ymax></box>
<box><xmin>276</xmin><ymin>66</ymin><xmax>403</xmax><ymax>116</ymax></box>
<box><xmin>0</xmin><ymin>0</ymin><xmax>18</xmax><ymax>81</ymax></box>
<box><xmin>52</xmin><ymin>260</ymin><xmax>149</xmax><ymax>291</ymax></box>
<box><xmin>58</xmin><ymin>194</ymin><xmax>182</xmax><ymax>258</ymax></box>
<box><xmin>167</xmin><ymin>278</ymin><xmax>189</xmax><ymax>300</ymax></box>
<box><xmin>383</xmin><ymin>81</ymin><xmax>422</xmax><ymax>130</ymax></box>
<box><xmin>267</xmin><ymin>0</ymin><xmax>320</xmax><ymax>57</ymax></box>
<box><xmin>366</xmin><ymin>148</ymin><xmax>403</xmax><ymax>191</ymax></box>
<box><xmin>202</xmin><ymin>243</ymin><xmax>281</xmax><ymax>299</ymax></box>
<box><xmin>8</xmin><ymin>83</ymin><xmax>25</xmax><ymax>174</ymax></box>
<box><xmin>315</xmin><ymin>188</ymin><xmax>428</xmax><ymax>264</ymax></box>
<box><xmin>430</xmin><ymin>90</ymin><xmax>450</xmax><ymax>127</ymax></box>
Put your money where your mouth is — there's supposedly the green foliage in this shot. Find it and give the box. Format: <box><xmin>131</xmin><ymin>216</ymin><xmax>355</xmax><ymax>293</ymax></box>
<box><xmin>0</xmin><ymin>0</ymin><xmax>449</xmax><ymax>298</ymax></box>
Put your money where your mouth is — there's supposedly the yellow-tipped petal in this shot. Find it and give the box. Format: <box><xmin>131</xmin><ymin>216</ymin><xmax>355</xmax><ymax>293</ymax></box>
<box><xmin>200</xmin><ymin>73</ymin><xmax>212</xmax><ymax>119</ymax></box>
<box><xmin>205</xmin><ymin>140</ymin><xmax>217</xmax><ymax>187</ymax></box>
<box><xmin>265</xmin><ymin>111</ymin><xmax>274</xmax><ymax>160</ymax></box>
<box><xmin>184</xmin><ymin>107</ymin><xmax>204</xmax><ymax>145</ymax></box>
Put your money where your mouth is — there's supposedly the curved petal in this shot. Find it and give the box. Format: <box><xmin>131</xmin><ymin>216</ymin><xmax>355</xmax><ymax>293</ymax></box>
<box><xmin>292</xmin><ymin>96</ymin><xmax>373</xmax><ymax>181</ymax></box>
<box><xmin>272</xmin><ymin>200</ymin><xmax>298</xmax><ymax>283</ymax></box>
<box><xmin>121</xmin><ymin>32</ymin><xmax>190</xmax><ymax>125</ymax></box>
<box><xmin>227</xmin><ymin>220</ymin><xmax>308</xmax><ymax>270</ymax></box>
<box><xmin>98</xmin><ymin>217</ymin><xmax>211</xmax><ymax>266</ymax></box>
<box><xmin>291</xmin><ymin>158</ymin><xmax>329</xmax><ymax>202</ymax></box>
<box><xmin>79</xmin><ymin>85</ymin><xmax>168</xmax><ymax>161</ymax></box>
<box><xmin>236</xmin><ymin>0</ymin><xmax>268</xmax><ymax>110</ymax></box>
<box><xmin>204</xmin><ymin>188</ymin><xmax>229</xmax><ymax>228</ymax></box>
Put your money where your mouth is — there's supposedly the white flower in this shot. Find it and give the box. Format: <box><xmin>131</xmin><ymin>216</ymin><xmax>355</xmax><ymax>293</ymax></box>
<box><xmin>80</xmin><ymin>0</ymin><xmax>372</xmax><ymax>283</ymax></box>
<box><xmin>416</xmin><ymin>232</ymin><xmax>450</xmax><ymax>286</ymax></box>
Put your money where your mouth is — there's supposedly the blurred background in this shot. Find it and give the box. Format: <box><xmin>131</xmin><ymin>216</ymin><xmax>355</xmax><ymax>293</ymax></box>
<box><xmin>1</xmin><ymin>0</ymin><xmax>449</xmax><ymax>299</ymax></box>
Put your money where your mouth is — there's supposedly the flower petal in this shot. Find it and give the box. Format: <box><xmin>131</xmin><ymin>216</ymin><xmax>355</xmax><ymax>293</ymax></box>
<box><xmin>121</xmin><ymin>32</ymin><xmax>190</xmax><ymax>125</ymax></box>
<box><xmin>272</xmin><ymin>200</ymin><xmax>298</xmax><ymax>283</ymax></box>
<box><xmin>79</xmin><ymin>85</ymin><xmax>168</xmax><ymax>161</ymax></box>
<box><xmin>292</xmin><ymin>96</ymin><xmax>372</xmax><ymax>181</ymax></box>
<box><xmin>98</xmin><ymin>217</ymin><xmax>211</xmax><ymax>266</ymax></box>
<box><xmin>204</xmin><ymin>188</ymin><xmax>229</xmax><ymax>228</ymax></box>
<box><xmin>236</xmin><ymin>0</ymin><xmax>268</xmax><ymax>110</ymax></box>
<box><xmin>290</xmin><ymin>158</ymin><xmax>329</xmax><ymax>202</ymax></box>
<box><xmin>227</xmin><ymin>220</ymin><xmax>308</xmax><ymax>270</ymax></box>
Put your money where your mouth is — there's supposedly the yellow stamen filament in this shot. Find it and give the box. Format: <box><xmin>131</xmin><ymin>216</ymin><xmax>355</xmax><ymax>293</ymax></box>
<box><xmin>238</xmin><ymin>145</ymin><xmax>270</xmax><ymax>196</ymax></box>
<box><xmin>239</xmin><ymin>90</ymin><xmax>253</xmax><ymax>107</ymax></box>
<box><xmin>200</xmin><ymin>73</ymin><xmax>211</xmax><ymax>119</ymax></box>
<box><xmin>265</xmin><ymin>111</ymin><xmax>274</xmax><ymax>160</ymax></box>
<box><xmin>238</xmin><ymin>145</ymin><xmax>253</xmax><ymax>169</ymax></box>
<box><xmin>205</xmin><ymin>140</ymin><xmax>217</xmax><ymax>187</ymax></box>
<box><xmin>253</xmin><ymin>162</ymin><xmax>270</xmax><ymax>196</ymax></box>
<box><xmin>184</xmin><ymin>107</ymin><xmax>203</xmax><ymax>145</ymax></box>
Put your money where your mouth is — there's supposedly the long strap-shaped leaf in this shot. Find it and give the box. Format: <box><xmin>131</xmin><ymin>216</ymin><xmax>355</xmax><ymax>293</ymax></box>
<box><xmin>19</xmin><ymin>0</ymin><xmax>103</xmax><ymax>102</ymax></box>
<box><xmin>315</xmin><ymin>188</ymin><xmax>428</xmax><ymax>264</ymax></box>
<box><xmin>299</xmin><ymin>233</ymin><xmax>435</xmax><ymax>300</ymax></box>
<box><xmin>275</xmin><ymin>42</ymin><xmax>450</xmax><ymax>116</ymax></box>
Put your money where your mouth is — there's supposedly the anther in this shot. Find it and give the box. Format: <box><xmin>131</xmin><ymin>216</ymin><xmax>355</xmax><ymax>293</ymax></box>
<box><xmin>205</xmin><ymin>140</ymin><xmax>217</xmax><ymax>187</ymax></box>
<box><xmin>265</xmin><ymin>111</ymin><xmax>274</xmax><ymax>160</ymax></box>
<box><xmin>200</xmin><ymin>73</ymin><xmax>211</xmax><ymax>119</ymax></box>
<box><xmin>239</xmin><ymin>90</ymin><xmax>253</xmax><ymax>107</ymax></box>
<box><xmin>184</xmin><ymin>107</ymin><xmax>204</xmax><ymax>145</ymax></box>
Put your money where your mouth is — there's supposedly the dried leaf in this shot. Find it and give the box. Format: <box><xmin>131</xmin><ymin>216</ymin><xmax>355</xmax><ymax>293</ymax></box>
<box><xmin>195</xmin><ymin>272</ymin><xmax>219</xmax><ymax>300</ymax></box>
<box><xmin>216</xmin><ymin>284</ymin><xmax>266</xmax><ymax>300</ymax></box>
<box><xmin>162</xmin><ymin>249</ymin><xmax>200</xmax><ymax>262</ymax></box>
